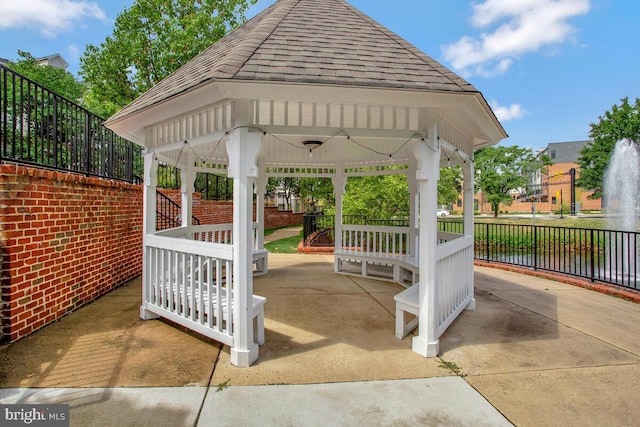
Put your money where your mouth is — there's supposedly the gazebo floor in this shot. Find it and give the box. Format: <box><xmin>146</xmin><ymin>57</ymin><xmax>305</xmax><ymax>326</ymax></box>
<box><xmin>3</xmin><ymin>254</ymin><xmax>640</xmax><ymax>427</ymax></box>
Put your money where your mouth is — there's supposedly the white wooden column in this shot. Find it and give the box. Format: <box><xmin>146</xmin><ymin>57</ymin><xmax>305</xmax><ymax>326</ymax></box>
<box><xmin>412</xmin><ymin>126</ymin><xmax>440</xmax><ymax>357</ymax></box>
<box><xmin>408</xmin><ymin>156</ymin><xmax>419</xmax><ymax>258</ymax></box>
<box><xmin>227</xmin><ymin>123</ymin><xmax>262</xmax><ymax>367</ymax></box>
<box><xmin>141</xmin><ymin>151</ymin><xmax>160</xmax><ymax>320</ymax></box>
<box><xmin>462</xmin><ymin>158</ymin><xmax>476</xmax><ymax>311</ymax></box>
<box><xmin>332</xmin><ymin>168</ymin><xmax>346</xmax><ymax>268</ymax></box>
<box><xmin>180</xmin><ymin>155</ymin><xmax>196</xmax><ymax>228</ymax></box>
<box><xmin>256</xmin><ymin>161</ymin><xmax>267</xmax><ymax>251</ymax></box>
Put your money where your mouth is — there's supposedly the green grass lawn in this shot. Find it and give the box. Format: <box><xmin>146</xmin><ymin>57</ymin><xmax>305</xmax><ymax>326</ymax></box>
<box><xmin>264</xmin><ymin>230</ymin><xmax>303</xmax><ymax>253</ymax></box>
<box><xmin>475</xmin><ymin>216</ymin><xmax>604</xmax><ymax>228</ymax></box>
<box><xmin>473</xmin><ymin>215</ymin><xmax>623</xmax><ymax>230</ymax></box>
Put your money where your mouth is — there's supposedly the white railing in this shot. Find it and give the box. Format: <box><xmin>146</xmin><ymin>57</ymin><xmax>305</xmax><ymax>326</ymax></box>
<box><xmin>144</xmin><ymin>222</ymin><xmax>266</xmax><ymax>346</ymax></box>
<box><xmin>437</xmin><ymin>231</ymin><xmax>461</xmax><ymax>245</ymax></box>
<box><xmin>143</xmin><ymin>233</ymin><xmax>235</xmax><ymax>346</ymax></box>
<box><xmin>156</xmin><ymin>223</ymin><xmax>262</xmax><ymax>250</ymax></box>
<box><xmin>341</xmin><ymin>225</ymin><xmax>416</xmax><ymax>257</ymax></box>
<box><xmin>435</xmin><ymin>235</ymin><xmax>474</xmax><ymax>338</ymax></box>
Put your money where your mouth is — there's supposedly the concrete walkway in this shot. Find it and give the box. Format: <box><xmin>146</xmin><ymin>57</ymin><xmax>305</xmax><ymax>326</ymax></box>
<box><xmin>2</xmin><ymin>252</ymin><xmax>640</xmax><ymax>426</ymax></box>
<box><xmin>263</xmin><ymin>225</ymin><xmax>302</xmax><ymax>243</ymax></box>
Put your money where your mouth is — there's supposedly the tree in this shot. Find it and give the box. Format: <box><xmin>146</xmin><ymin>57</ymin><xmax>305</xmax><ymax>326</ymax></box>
<box><xmin>475</xmin><ymin>146</ymin><xmax>551</xmax><ymax>217</ymax></box>
<box><xmin>80</xmin><ymin>0</ymin><xmax>257</xmax><ymax>117</ymax></box>
<box><xmin>438</xmin><ymin>166</ymin><xmax>462</xmax><ymax>208</ymax></box>
<box><xmin>342</xmin><ymin>175</ymin><xmax>409</xmax><ymax>220</ymax></box>
<box><xmin>577</xmin><ymin>97</ymin><xmax>640</xmax><ymax>199</ymax></box>
<box><xmin>298</xmin><ymin>178</ymin><xmax>334</xmax><ymax>213</ymax></box>
<box><xmin>6</xmin><ymin>51</ymin><xmax>85</xmax><ymax>102</ymax></box>
<box><xmin>267</xmin><ymin>177</ymin><xmax>300</xmax><ymax>211</ymax></box>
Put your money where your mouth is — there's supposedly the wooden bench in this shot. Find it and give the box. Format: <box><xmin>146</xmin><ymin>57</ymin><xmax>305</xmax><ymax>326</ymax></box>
<box><xmin>334</xmin><ymin>251</ymin><xmax>419</xmax><ymax>286</ymax></box>
<box><xmin>153</xmin><ymin>278</ymin><xmax>266</xmax><ymax>345</ymax></box>
<box><xmin>192</xmin><ymin>290</ymin><xmax>267</xmax><ymax>345</ymax></box>
<box><xmin>253</xmin><ymin>249</ymin><xmax>268</xmax><ymax>276</ymax></box>
<box><xmin>393</xmin><ymin>284</ymin><xmax>419</xmax><ymax>339</ymax></box>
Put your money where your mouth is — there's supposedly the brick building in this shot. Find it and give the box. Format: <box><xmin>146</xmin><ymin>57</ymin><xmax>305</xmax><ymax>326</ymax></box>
<box><xmin>475</xmin><ymin>140</ymin><xmax>603</xmax><ymax>214</ymax></box>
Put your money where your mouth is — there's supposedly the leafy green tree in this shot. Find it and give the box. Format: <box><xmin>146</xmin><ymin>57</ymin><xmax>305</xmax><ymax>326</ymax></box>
<box><xmin>438</xmin><ymin>166</ymin><xmax>462</xmax><ymax>208</ymax></box>
<box><xmin>80</xmin><ymin>0</ymin><xmax>257</xmax><ymax>117</ymax></box>
<box><xmin>475</xmin><ymin>146</ymin><xmax>551</xmax><ymax>217</ymax></box>
<box><xmin>5</xmin><ymin>51</ymin><xmax>85</xmax><ymax>102</ymax></box>
<box><xmin>343</xmin><ymin>175</ymin><xmax>409</xmax><ymax>220</ymax></box>
<box><xmin>298</xmin><ymin>178</ymin><xmax>334</xmax><ymax>213</ymax></box>
<box><xmin>578</xmin><ymin>97</ymin><xmax>640</xmax><ymax>199</ymax></box>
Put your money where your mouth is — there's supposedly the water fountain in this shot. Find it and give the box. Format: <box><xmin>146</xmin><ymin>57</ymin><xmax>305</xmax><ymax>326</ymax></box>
<box><xmin>604</xmin><ymin>139</ymin><xmax>640</xmax><ymax>284</ymax></box>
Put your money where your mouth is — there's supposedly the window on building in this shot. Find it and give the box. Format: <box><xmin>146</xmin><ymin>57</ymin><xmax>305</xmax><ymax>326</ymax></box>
<box><xmin>552</xmin><ymin>196</ymin><xmax>557</xmax><ymax>204</ymax></box>
<box><xmin>550</xmin><ymin>149</ymin><xmax>556</xmax><ymax>159</ymax></box>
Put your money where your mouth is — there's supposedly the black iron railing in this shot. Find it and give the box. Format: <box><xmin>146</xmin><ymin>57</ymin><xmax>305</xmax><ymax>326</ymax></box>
<box><xmin>0</xmin><ymin>65</ymin><xmax>143</xmax><ymax>182</ymax></box>
<box><xmin>474</xmin><ymin>222</ymin><xmax>638</xmax><ymax>290</ymax></box>
<box><xmin>303</xmin><ymin>214</ymin><xmax>410</xmax><ymax>246</ymax></box>
<box><xmin>303</xmin><ymin>214</ymin><xmax>639</xmax><ymax>291</ymax></box>
<box><xmin>156</xmin><ymin>190</ymin><xmax>200</xmax><ymax>231</ymax></box>
<box><xmin>157</xmin><ymin>162</ymin><xmax>233</xmax><ymax>201</ymax></box>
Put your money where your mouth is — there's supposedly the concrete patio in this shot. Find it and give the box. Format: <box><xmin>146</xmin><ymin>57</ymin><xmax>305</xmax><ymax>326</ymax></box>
<box><xmin>2</xmin><ymin>252</ymin><xmax>640</xmax><ymax>426</ymax></box>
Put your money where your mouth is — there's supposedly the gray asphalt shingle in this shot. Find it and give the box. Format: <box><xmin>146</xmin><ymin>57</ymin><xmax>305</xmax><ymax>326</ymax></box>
<box><xmin>107</xmin><ymin>0</ymin><xmax>478</xmax><ymax>124</ymax></box>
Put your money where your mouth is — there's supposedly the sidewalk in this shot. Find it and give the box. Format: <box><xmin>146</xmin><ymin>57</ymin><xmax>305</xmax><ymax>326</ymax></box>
<box><xmin>263</xmin><ymin>225</ymin><xmax>302</xmax><ymax>243</ymax></box>
<box><xmin>2</xmin><ymin>253</ymin><xmax>640</xmax><ymax>426</ymax></box>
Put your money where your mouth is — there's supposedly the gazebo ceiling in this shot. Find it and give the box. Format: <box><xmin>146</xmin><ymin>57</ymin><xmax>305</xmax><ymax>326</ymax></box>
<box><xmin>105</xmin><ymin>0</ymin><xmax>507</xmax><ymax>167</ymax></box>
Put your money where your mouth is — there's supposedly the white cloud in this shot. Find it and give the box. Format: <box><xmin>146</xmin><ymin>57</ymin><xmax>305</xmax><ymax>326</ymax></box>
<box><xmin>0</xmin><ymin>0</ymin><xmax>105</xmax><ymax>38</ymax></box>
<box><xmin>443</xmin><ymin>0</ymin><xmax>590</xmax><ymax>77</ymax></box>
<box><xmin>491</xmin><ymin>100</ymin><xmax>526</xmax><ymax>122</ymax></box>
<box><xmin>67</xmin><ymin>44</ymin><xmax>80</xmax><ymax>61</ymax></box>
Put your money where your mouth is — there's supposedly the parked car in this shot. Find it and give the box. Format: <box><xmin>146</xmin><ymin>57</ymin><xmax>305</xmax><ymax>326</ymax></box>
<box><xmin>437</xmin><ymin>209</ymin><xmax>450</xmax><ymax>217</ymax></box>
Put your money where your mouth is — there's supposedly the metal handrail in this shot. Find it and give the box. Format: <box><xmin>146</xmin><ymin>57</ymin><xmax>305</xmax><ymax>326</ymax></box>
<box><xmin>0</xmin><ymin>64</ymin><xmax>142</xmax><ymax>182</ymax></box>
<box><xmin>156</xmin><ymin>190</ymin><xmax>200</xmax><ymax>231</ymax></box>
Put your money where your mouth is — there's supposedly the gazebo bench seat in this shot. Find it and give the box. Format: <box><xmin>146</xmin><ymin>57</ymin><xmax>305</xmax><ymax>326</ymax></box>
<box><xmin>393</xmin><ymin>284</ymin><xmax>419</xmax><ymax>339</ymax></box>
<box><xmin>334</xmin><ymin>251</ymin><xmax>419</xmax><ymax>286</ymax></box>
<box><xmin>152</xmin><ymin>279</ymin><xmax>267</xmax><ymax>345</ymax></box>
<box><xmin>253</xmin><ymin>249</ymin><xmax>268</xmax><ymax>276</ymax></box>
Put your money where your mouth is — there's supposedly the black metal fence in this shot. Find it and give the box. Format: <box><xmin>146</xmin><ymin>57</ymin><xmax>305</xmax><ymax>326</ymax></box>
<box><xmin>303</xmin><ymin>213</ymin><xmax>334</xmax><ymax>246</ymax></box>
<box><xmin>157</xmin><ymin>163</ymin><xmax>233</xmax><ymax>201</ymax></box>
<box><xmin>474</xmin><ymin>222</ymin><xmax>638</xmax><ymax>290</ymax></box>
<box><xmin>303</xmin><ymin>215</ymin><xmax>639</xmax><ymax>291</ymax></box>
<box><xmin>156</xmin><ymin>190</ymin><xmax>200</xmax><ymax>231</ymax></box>
<box><xmin>303</xmin><ymin>214</ymin><xmax>410</xmax><ymax>246</ymax></box>
<box><xmin>0</xmin><ymin>65</ymin><xmax>143</xmax><ymax>182</ymax></box>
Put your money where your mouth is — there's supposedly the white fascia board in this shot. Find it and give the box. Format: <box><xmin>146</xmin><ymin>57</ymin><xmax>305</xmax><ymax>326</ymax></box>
<box><xmin>104</xmin><ymin>82</ymin><xmax>226</xmax><ymax>146</ymax></box>
<box><xmin>216</xmin><ymin>80</ymin><xmax>469</xmax><ymax>109</ymax></box>
<box><xmin>219</xmin><ymin>80</ymin><xmax>507</xmax><ymax>144</ymax></box>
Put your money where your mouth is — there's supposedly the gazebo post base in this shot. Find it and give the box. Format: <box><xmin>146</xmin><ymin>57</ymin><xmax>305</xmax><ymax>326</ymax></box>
<box><xmin>231</xmin><ymin>344</ymin><xmax>259</xmax><ymax>368</ymax></box>
<box><xmin>412</xmin><ymin>336</ymin><xmax>439</xmax><ymax>358</ymax></box>
<box><xmin>465</xmin><ymin>298</ymin><xmax>476</xmax><ymax>311</ymax></box>
<box><xmin>140</xmin><ymin>305</ymin><xmax>159</xmax><ymax>320</ymax></box>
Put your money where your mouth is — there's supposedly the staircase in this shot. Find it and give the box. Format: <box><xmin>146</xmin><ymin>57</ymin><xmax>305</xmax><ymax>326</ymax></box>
<box><xmin>156</xmin><ymin>190</ymin><xmax>200</xmax><ymax>231</ymax></box>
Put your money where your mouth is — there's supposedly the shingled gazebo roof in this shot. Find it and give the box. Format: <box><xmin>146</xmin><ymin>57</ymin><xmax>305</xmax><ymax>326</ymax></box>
<box><xmin>106</xmin><ymin>0</ymin><xmax>488</xmax><ymax>127</ymax></box>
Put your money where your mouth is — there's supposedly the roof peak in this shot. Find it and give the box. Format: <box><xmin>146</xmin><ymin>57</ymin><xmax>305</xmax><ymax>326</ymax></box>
<box><xmin>107</xmin><ymin>0</ymin><xmax>478</xmax><ymax>124</ymax></box>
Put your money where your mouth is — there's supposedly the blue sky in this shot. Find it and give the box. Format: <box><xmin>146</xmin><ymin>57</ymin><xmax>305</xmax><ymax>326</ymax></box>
<box><xmin>1</xmin><ymin>0</ymin><xmax>638</xmax><ymax>150</ymax></box>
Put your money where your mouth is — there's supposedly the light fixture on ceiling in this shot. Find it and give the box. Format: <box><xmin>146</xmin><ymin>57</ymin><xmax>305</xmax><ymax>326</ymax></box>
<box><xmin>303</xmin><ymin>140</ymin><xmax>323</xmax><ymax>149</ymax></box>
<box><xmin>303</xmin><ymin>140</ymin><xmax>323</xmax><ymax>158</ymax></box>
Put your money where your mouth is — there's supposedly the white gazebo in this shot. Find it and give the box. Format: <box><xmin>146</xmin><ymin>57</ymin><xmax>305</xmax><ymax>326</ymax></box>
<box><xmin>105</xmin><ymin>0</ymin><xmax>507</xmax><ymax>367</ymax></box>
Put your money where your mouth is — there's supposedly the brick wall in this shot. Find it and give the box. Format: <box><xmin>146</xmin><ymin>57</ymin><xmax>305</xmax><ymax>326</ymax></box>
<box><xmin>0</xmin><ymin>174</ymin><xmax>303</xmax><ymax>343</ymax></box>
<box><xmin>264</xmin><ymin>206</ymin><xmax>304</xmax><ymax>228</ymax></box>
<box><xmin>0</xmin><ymin>165</ymin><xmax>143</xmax><ymax>342</ymax></box>
<box><xmin>159</xmin><ymin>189</ymin><xmax>303</xmax><ymax>228</ymax></box>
